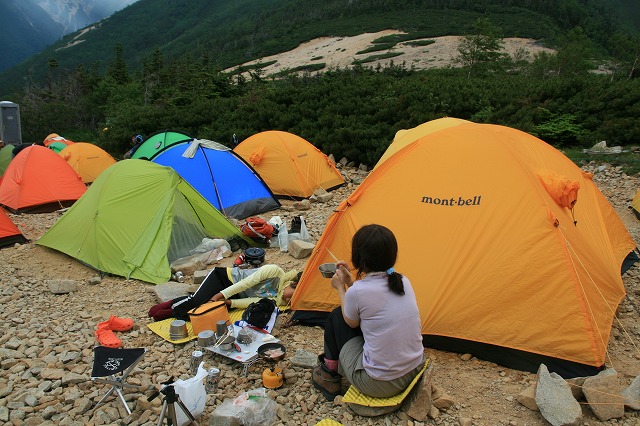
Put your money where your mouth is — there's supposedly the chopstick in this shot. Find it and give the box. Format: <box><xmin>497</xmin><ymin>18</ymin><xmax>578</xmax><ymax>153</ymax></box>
<box><xmin>211</xmin><ymin>327</ymin><xmax>233</xmax><ymax>349</ymax></box>
<box><xmin>325</xmin><ymin>247</ymin><xmax>355</xmax><ymax>281</ymax></box>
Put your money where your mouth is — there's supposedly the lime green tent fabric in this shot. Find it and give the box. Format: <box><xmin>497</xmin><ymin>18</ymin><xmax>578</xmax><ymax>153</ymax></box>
<box><xmin>37</xmin><ymin>160</ymin><xmax>255</xmax><ymax>284</ymax></box>
<box><xmin>0</xmin><ymin>145</ymin><xmax>13</xmax><ymax>176</ymax></box>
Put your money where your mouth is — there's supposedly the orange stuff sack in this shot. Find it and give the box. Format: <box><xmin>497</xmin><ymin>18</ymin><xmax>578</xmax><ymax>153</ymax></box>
<box><xmin>188</xmin><ymin>301</ymin><xmax>230</xmax><ymax>335</ymax></box>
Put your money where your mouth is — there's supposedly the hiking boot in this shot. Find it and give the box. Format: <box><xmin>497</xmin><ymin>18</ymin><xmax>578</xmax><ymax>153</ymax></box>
<box><xmin>312</xmin><ymin>355</ymin><xmax>342</xmax><ymax>401</ymax></box>
<box><xmin>227</xmin><ymin>238</ymin><xmax>240</xmax><ymax>252</ymax></box>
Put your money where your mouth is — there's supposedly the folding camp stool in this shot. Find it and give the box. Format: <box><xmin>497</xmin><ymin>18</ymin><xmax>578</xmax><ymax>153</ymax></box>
<box><xmin>90</xmin><ymin>346</ymin><xmax>146</xmax><ymax>415</ymax></box>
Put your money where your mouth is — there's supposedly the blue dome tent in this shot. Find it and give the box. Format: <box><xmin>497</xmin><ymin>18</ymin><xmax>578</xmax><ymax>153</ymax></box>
<box><xmin>150</xmin><ymin>139</ymin><xmax>280</xmax><ymax>219</ymax></box>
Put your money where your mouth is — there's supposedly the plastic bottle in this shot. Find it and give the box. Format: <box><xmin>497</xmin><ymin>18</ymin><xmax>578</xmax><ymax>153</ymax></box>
<box><xmin>278</xmin><ymin>222</ymin><xmax>289</xmax><ymax>252</ymax></box>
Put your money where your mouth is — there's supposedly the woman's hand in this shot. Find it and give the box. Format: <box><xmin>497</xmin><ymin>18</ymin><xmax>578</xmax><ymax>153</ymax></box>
<box><xmin>210</xmin><ymin>292</ymin><xmax>225</xmax><ymax>302</ymax></box>
<box><xmin>330</xmin><ymin>261</ymin><xmax>353</xmax><ymax>291</ymax></box>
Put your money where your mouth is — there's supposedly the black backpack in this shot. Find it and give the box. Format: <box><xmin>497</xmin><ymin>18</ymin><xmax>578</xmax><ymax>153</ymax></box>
<box><xmin>242</xmin><ymin>298</ymin><xmax>277</xmax><ymax>329</ymax></box>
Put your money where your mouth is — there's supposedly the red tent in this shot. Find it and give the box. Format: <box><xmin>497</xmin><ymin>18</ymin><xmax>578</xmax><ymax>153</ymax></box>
<box><xmin>0</xmin><ymin>145</ymin><xmax>87</xmax><ymax>212</ymax></box>
<box><xmin>0</xmin><ymin>208</ymin><xmax>26</xmax><ymax>247</ymax></box>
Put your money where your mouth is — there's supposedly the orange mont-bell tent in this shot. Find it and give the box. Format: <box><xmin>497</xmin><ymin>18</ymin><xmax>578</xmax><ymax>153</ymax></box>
<box><xmin>234</xmin><ymin>130</ymin><xmax>345</xmax><ymax>199</ymax></box>
<box><xmin>0</xmin><ymin>145</ymin><xmax>87</xmax><ymax>212</ymax></box>
<box><xmin>59</xmin><ymin>142</ymin><xmax>116</xmax><ymax>183</ymax></box>
<box><xmin>290</xmin><ymin>120</ymin><xmax>637</xmax><ymax>377</ymax></box>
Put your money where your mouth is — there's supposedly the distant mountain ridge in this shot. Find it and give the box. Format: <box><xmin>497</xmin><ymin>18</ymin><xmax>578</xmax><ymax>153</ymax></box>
<box><xmin>34</xmin><ymin>0</ymin><xmax>139</xmax><ymax>36</ymax></box>
<box><xmin>0</xmin><ymin>0</ymin><xmax>138</xmax><ymax>73</ymax></box>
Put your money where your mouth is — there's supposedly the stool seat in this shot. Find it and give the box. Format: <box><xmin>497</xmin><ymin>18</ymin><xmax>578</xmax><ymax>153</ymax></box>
<box><xmin>90</xmin><ymin>346</ymin><xmax>146</xmax><ymax>415</ymax></box>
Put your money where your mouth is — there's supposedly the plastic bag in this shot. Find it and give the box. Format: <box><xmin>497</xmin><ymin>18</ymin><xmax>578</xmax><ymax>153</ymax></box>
<box><xmin>278</xmin><ymin>222</ymin><xmax>289</xmax><ymax>252</ymax></box>
<box><xmin>189</xmin><ymin>238</ymin><xmax>231</xmax><ymax>255</ymax></box>
<box><xmin>299</xmin><ymin>216</ymin><xmax>310</xmax><ymax>241</ymax></box>
<box><xmin>172</xmin><ymin>362</ymin><xmax>208</xmax><ymax>426</ymax></box>
<box><xmin>267</xmin><ymin>216</ymin><xmax>283</xmax><ymax>229</ymax></box>
<box><xmin>233</xmin><ymin>388</ymin><xmax>277</xmax><ymax>426</ymax></box>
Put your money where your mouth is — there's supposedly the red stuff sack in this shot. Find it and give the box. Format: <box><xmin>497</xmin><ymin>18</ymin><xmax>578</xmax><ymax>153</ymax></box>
<box><xmin>241</xmin><ymin>217</ymin><xmax>275</xmax><ymax>244</ymax></box>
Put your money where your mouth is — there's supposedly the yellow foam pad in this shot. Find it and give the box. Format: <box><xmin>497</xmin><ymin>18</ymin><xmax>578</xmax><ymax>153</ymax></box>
<box><xmin>342</xmin><ymin>360</ymin><xmax>429</xmax><ymax>407</ymax></box>
<box><xmin>147</xmin><ymin>318</ymin><xmax>197</xmax><ymax>344</ymax></box>
<box><xmin>228</xmin><ymin>308</ymin><xmax>244</xmax><ymax>323</ymax></box>
<box><xmin>314</xmin><ymin>420</ymin><xmax>343</xmax><ymax>426</ymax></box>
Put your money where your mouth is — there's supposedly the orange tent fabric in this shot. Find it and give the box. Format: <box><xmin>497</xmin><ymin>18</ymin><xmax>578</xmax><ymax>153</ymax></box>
<box><xmin>0</xmin><ymin>145</ymin><xmax>86</xmax><ymax>212</ymax></box>
<box><xmin>0</xmin><ymin>208</ymin><xmax>26</xmax><ymax>247</ymax></box>
<box><xmin>234</xmin><ymin>131</ymin><xmax>345</xmax><ymax>198</ymax></box>
<box><xmin>291</xmin><ymin>121</ymin><xmax>636</xmax><ymax>374</ymax></box>
<box><xmin>375</xmin><ymin>117</ymin><xmax>470</xmax><ymax>168</ymax></box>
<box><xmin>59</xmin><ymin>142</ymin><xmax>116</xmax><ymax>183</ymax></box>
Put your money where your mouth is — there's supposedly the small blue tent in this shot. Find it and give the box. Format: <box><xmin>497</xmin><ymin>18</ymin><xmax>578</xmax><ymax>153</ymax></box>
<box><xmin>150</xmin><ymin>139</ymin><xmax>280</xmax><ymax>219</ymax></box>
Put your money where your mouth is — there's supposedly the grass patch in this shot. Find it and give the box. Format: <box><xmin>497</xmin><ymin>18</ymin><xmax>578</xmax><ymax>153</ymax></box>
<box><xmin>311</xmin><ymin>56</ymin><xmax>324</xmax><ymax>61</ymax></box>
<box><xmin>405</xmin><ymin>39</ymin><xmax>436</xmax><ymax>47</ymax></box>
<box><xmin>229</xmin><ymin>60</ymin><xmax>277</xmax><ymax>75</ymax></box>
<box><xmin>352</xmin><ymin>52</ymin><xmax>403</xmax><ymax>65</ymax></box>
<box><xmin>356</xmin><ymin>43</ymin><xmax>396</xmax><ymax>55</ymax></box>
<box><xmin>273</xmin><ymin>63</ymin><xmax>326</xmax><ymax>76</ymax></box>
<box><xmin>372</xmin><ymin>32</ymin><xmax>434</xmax><ymax>44</ymax></box>
<box><xmin>563</xmin><ymin>147</ymin><xmax>640</xmax><ymax>175</ymax></box>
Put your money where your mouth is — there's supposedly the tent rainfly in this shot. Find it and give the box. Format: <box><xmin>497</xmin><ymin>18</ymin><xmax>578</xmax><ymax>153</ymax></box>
<box><xmin>291</xmin><ymin>120</ymin><xmax>638</xmax><ymax>378</ymax></box>
<box><xmin>234</xmin><ymin>130</ymin><xmax>345</xmax><ymax>199</ymax></box>
<box><xmin>37</xmin><ymin>160</ymin><xmax>256</xmax><ymax>284</ymax></box>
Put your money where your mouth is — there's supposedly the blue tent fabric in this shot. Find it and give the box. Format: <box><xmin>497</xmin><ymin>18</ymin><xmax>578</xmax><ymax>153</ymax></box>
<box><xmin>151</xmin><ymin>142</ymin><xmax>280</xmax><ymax>219</ymax></box>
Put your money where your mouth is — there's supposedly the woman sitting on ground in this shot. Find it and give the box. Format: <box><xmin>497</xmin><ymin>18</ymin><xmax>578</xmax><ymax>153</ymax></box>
<box><xmin>148</xmin><ymin>264</ymin><xmax>301</xmax><ymax>321</ymax></box>
<box><xmin>312</xmin><ymin>224</ymin><xmax>425</xmax><ymax>401</ymax></box>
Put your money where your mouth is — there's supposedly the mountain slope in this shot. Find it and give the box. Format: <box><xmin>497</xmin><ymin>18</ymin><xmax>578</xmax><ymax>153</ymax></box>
<box><xmin>0</xmin><ymin>0</ymin><xmax>61</xmax><ymax>73</ymax></box>
<box><xmin>0</xmin><ymin>0</ymin><xmax>634</xmax><ymax>97</ymax></box>
<box><xmin>34</xmin><ymin>0</ymin><xmax>139</xmax><ymax>35</ymax></box>
<box><xmin>0</xmin><ymin>0</ymin><xmax>139</xmax><ymax>74</ymax></box>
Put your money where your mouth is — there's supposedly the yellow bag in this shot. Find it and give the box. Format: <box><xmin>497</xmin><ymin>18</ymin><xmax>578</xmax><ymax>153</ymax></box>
<box><xmin>188</xmin><ymin>301</ymin><xmax>230</xmax><ymax>335</ymax></box>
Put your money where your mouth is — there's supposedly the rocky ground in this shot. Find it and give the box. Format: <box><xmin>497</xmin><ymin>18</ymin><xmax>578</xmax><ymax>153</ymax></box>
<box><xmin>1</xmin><ymin>161</ymin><xmax>640</xmax><ymax>426</ymax></box>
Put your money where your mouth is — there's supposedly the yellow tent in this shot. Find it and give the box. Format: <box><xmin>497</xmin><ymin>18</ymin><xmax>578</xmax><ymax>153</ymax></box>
<box><xmin>375</xmin><ymin>117</ymin><xmax>470</xmax><ymax>168</ymax></box>
<box><xmin>631</xmin><ymin>190</ymin><xmax>640</xmax><ymax>219</ymax></box>
<box><xmin>59</xmin><ymin>142</ymin><xmax>116</xmax><ymax>183</ymax></box>
<box><xmin>291</xmin><ymin>120</ymin><xmax>636</xmax><ymax>377</ymax></box>
<box><xmin>234</xmin><ymin>131</ymin><xmax>344</xmax><ymax>199</ymax></box>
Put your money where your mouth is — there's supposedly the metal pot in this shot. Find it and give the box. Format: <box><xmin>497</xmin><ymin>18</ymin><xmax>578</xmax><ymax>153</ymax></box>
<box><xmin>197</xmin><ymin>330</ymin><xmax>215</xmax><ymax>347</ymax></box>
<box><xmin>244</xmin><ymin>248</ymin><xmax>266</xmax><ymax>266</ymax></box>
<box><xmin>218</xmin><ymin>335</ymin><xmax>236</xmax><ymax>351</ymax></box>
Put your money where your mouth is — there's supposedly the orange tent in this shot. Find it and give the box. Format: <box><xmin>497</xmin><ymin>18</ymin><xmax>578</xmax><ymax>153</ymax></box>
<box><xmin>375</xmin><ymin>117</ymin><xmax>470</xmax><ymax>168</ymax></box>
<box><xmin>0</xmin><ymin>208</ymin><xmax>26</xmax><ymax>247</ymax></box>
<box><xmin>0</xmin><ymin>145</ymin><xmax>86</xmax><ymax>212</ymax></box>
<box><xmin>234</xmin><ymin>131</ymin><xmax>344</xmax><ymax>198</ymax></box>
<box><xmin>59</xmin><ymin>142</ymin><xmax>116</xmax><ymax>183</ymax></box>
<box><xmin>291</xmin><ymin>121</ymin><xmax>637</xmax><ymax>377</ymax></box>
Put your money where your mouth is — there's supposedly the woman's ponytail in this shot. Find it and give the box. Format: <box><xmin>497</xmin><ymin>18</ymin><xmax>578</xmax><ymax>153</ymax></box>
<box><xmin>386</xmin><ymin>267</ymin><xmax>405</xmax><ymax>295</ymax></box>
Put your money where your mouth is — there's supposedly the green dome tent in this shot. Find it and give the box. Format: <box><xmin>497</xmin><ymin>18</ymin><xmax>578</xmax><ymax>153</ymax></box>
<box><xmin>0</xmin><ymin>145</ymin><xmax>13</xmax><ymax>177</ymax></box>
<box><xmin>131</xmin><ymin>130</ymin><xmax>193</xmax><ymax>159</ymax></box>
<box><xmin>47</xmin><ymin>141</ymin><xmax>69</xmax><ymax>153</ymax></box>
<box><xmin>37</xmin><ymin>160</ymin><xmax>255</xmax><ymax>284</ymax></box>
